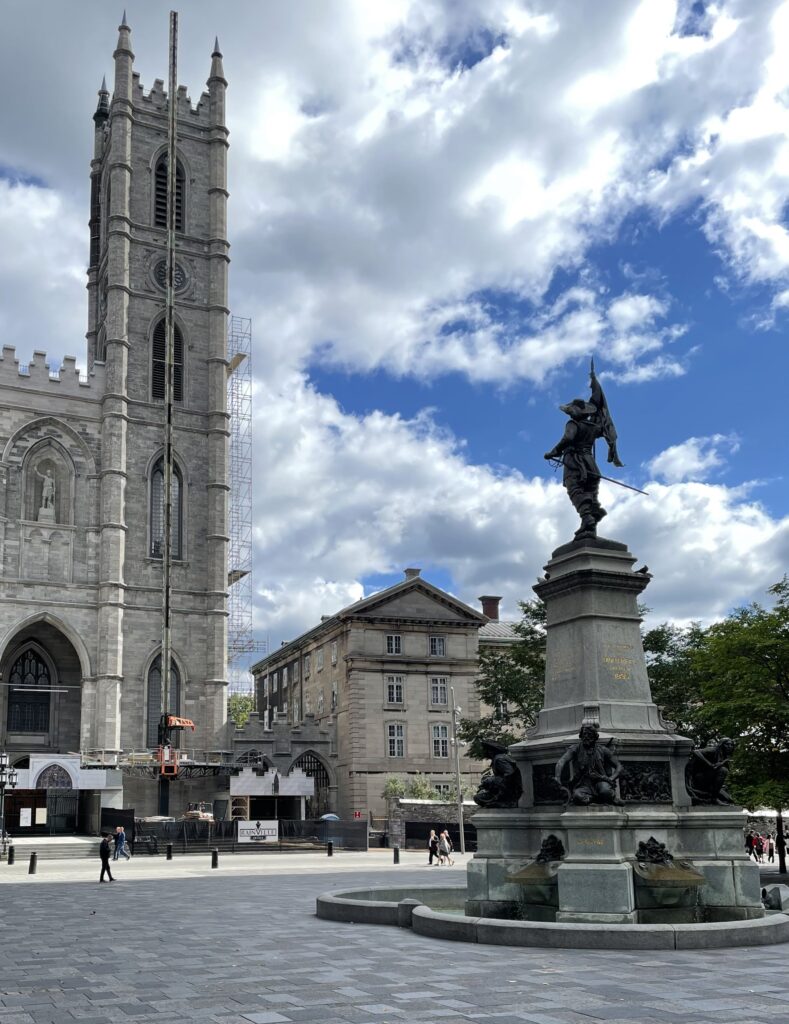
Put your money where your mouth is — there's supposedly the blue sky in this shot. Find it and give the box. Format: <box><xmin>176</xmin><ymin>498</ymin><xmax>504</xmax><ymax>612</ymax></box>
<box><xmin>1</xmin><ymin>0</ymin><xmax>788</xmax><ymax>663</ymax></box>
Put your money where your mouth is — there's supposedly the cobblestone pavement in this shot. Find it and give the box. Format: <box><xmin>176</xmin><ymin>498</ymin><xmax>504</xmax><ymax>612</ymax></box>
<box><xmin>0</xmin><ymin>857</ymin><xmax>787</xmax><ymax>1024</ymax></box>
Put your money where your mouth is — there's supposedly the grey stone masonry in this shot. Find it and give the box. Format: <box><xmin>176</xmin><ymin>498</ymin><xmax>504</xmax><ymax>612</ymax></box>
<box><xmin>0</xmin><ymin>18</ymin><xmax>229</xmax><ymax>815</ymax></box>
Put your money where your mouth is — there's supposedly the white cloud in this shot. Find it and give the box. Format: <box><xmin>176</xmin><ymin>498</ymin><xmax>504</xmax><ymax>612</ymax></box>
<box><xmin>252</xmin><ymin>376</ymin><xmax>787</xmax><ymax>644</ymax></box>
<box><xmin>645</xmin><ymin>433</ymin><xmax>741</xmax><ymax>483</ymax></box>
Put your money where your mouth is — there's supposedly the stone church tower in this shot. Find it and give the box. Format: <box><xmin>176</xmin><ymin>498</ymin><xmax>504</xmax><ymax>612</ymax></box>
<box><xmin>0</xmin><ymin>18</ymin><xmax>230</xmax><ymax>824</ymax></box>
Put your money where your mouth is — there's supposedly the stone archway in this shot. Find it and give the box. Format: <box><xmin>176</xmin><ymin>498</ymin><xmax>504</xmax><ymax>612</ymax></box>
<box><xmin>0</xmin><ymin>621</ymin><xmax>84</xmax><ymax>756</ymax></box>
<box><xmin>290</xmin><ymin>750</ymin><xmax>332</xmax><ymax>817</ymax></box>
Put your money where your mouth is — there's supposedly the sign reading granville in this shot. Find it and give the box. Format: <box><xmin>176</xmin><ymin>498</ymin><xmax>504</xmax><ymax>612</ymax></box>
<box><xmin>238</xmin><ymin>819</ymin><xmax>278</xmax><ymax>844</ymax></box>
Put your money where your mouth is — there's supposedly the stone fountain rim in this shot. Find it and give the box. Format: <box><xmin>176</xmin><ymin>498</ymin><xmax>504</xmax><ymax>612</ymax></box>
<box><xmin>316</xmin><ymin>884</ymin><xmax>789</xmax><ymax>950</ymax></box>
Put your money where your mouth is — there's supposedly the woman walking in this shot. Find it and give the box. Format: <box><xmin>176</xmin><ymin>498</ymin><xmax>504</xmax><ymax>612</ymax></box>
<box><xmin>427</xmin><ymin>829</ymin><xmax>439</xmax><ymax>865</ymax></box>
<box><xmin>439</xmin><ymin>830</ymin><xmax>454</xmax><ymax>866</ymax></box>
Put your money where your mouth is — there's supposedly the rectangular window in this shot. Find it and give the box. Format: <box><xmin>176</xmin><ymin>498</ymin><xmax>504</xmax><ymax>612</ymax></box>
<box><xmin>386</xmin><ymin>634</ymin><xmax>402</xmax><ymax>655</ymax></box>
<box><xmin>429</xmin><ymin>635</ymin><xmax>446</xmax><ymax>656</ymax></box>
<box><xmin>304</xmin><ymin>691</ymin><xmax>311</xmax><ymax>715</ymax></box>
<box><xmin>331</xmin><ymin>684</ymin><xmax>337</xmax><ymax>710</ymax></box>
<box><xmin>262</xmin><ymin>676</ymin><xmax>269</xmax><ymax>697</ymax></box>
<box><xmin>293</xmin><ymin>660</ymin><xmax>300</xmax><ymax>682</ymax></box>
<box><xmin>430</xmin><ymin>676</ymin><xmax>448</xmax><ymax>705</ymax></box>
<box><xmin>283</xmin><ymin>665</ymin><xmax>289</xmax><ymax>685</ymax></box>
<box><xmin>386</xmin><ymin>675</ymin><xmax>404</xmax><ymax>704</ymax></box>
<box><xmin>317</xmin><ymin>690</ymin><xmax>324</xmax><ymax>714</ymax></box>
<box><xmin>388</xmin><ymin>723</ymin><xmax>405</xmax><ymax>758</ymax></box>
<box><xmin>432</xmin><ymin>724</ymin><xmax>449</xmax><ymax>758</ymax></box>
<box><xmin>331</xmin><ymin>641</ymin><xmax>338</xmax><ymax>665</ymax></box>
<box><xmin>434</xmin><ymin>782</ymin><xmax>452</xmax><ymax>798</ymax></box>
<box><xmin>316</xmin><ymin>648</ymin><xmax>324</xmax><ymax>671</ymax></box>
<box><xmin>273</xmin><ymin>671</ymin><xmax>279</xmax><ymax>693</ymax></box>
<box><xmin>293</xmin><ymin>698</ymin><xmax>300</xmax><ymax>724</ymax></box>
<box><xmin>263</xmin><ymin>709</ymin><xmax>270</xmax><ymax>730</ymax></box>
<box><xmin>304</xmin><ymin>655</ymin><xmax>311</xmax><ymax>677</ymax></box>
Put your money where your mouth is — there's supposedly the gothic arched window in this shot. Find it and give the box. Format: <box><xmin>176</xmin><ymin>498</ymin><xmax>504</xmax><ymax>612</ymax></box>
<box><xmin>146</xmin><ymin>655</ymin><xmax>181</xmax><ymax>748</ymax></box>
<box><xmin>149</xmin><ymin>458</ymin><xmax>183</xmax><ymax>560</ymax></box>
<box><xmin>153</xmin><ymin>156</ymin><xmax>185</xmax><ymax>231</ymax></box>
<box><xmin>7</xmin><ymin>649</ymin><xmax>51</xmax><ymax>734</ymax></box>
<box><xmin>151</xmin><ymin>319</ymin><xmax>184</xmax><ymax>402</ymax></box>
<box><xmin>37</xmin><ymin>764</ymin><xmax>72</xmax><ymax>789</ymax></box>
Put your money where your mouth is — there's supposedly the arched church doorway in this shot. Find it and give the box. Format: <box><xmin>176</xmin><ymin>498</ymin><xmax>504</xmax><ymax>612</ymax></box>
<box><xmin>0</xmin><ymin>621</ymin><xmax>85</xmax><ymax>835</ymax></box>
<box><xmin>291</xmin><ymin>751</ymin><xmax>331</xmax><ymax>818</ymax></box>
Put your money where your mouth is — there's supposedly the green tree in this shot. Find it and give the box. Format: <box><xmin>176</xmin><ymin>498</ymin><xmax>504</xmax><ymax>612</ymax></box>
<box><xmin>459</xmin><ymin>599</ymin><xmax>546</xmax><ymax>756</ymax></box>
<box><xmin>381</xmin><ymin>775</ymin><xmax>407</xmax><ymax>801</ymax></box>
<box><xmin>228</xmin><ymin>692</ymin><xmax>255</xmax><ymax>729</ymax></box>
<box><xmin>693</xmin><ymin>579</ymin><xmax>789</xmax><ymax>859</ymax></box>
<box><xmin>642</xmin><ymin>620</ymin><xmax>708</xmax><ymax>741</ymax></box>
<box><xmin>405</xmin><ymin>773</ymin><xmax>442</xmax><ymax>800</ymax></box>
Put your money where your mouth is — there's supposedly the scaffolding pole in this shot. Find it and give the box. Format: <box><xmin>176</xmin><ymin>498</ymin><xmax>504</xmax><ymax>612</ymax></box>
<box><xmin>227</xmin><ymin>315</ymin><xmax>266</xmax><ymax>694</ymax></box>
<box><xmin>159</xmin><ymin>10</ymin><xmax>178</xmax><ymax>815</ymax></box>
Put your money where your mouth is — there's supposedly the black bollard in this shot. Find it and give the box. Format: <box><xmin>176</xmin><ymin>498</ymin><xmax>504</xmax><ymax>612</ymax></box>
<box><xmin>166</xmin><ymin>843</ymin><xmax>173</xmax><ymax>861</ymax></box>
<box><xmin>327</xmin><ymin>840</ymin><xmax>333</xmax><ymax>857</ymax></box>
<box><xmin>393</xmin><ymin>845</ymin><xmax>400</xmax><ymax>865</ymax></box>
<box><xmin>28</xmin><ymin>852</ymin><xmax>37</xmax><ymax>875</ymax></box>
<box><xmin>7</xmin><ymin>846</ymin><xmax>14</xmax><ymax>866</ymax></box>
<box><xmin>211</xmin><ymin>847</ymin><xmax>219</xmax><ymax>869</ymax></box>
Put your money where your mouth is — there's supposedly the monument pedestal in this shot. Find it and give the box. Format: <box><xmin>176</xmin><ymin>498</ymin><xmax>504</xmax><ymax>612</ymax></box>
<box><xmin>466</xmin><ymin>536</ymin><xmax>763</xmax><ymax>923</ymax></box>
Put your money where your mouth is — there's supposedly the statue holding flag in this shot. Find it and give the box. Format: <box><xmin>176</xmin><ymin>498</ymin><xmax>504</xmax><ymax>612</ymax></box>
<box><xmin>544</xmin><ymin>359</ymin><xmax>627</xmax><ymax>539</ymax></box>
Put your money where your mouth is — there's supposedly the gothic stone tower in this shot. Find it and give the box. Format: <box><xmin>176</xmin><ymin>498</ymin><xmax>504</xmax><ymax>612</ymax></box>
<box><xmin>0</xmin><ymin>17</ymin><xmax>229</xmax><ymax>822</ymax></box>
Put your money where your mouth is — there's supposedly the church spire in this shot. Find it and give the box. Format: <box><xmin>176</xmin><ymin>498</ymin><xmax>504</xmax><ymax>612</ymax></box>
<box><xmin>209</xmin><ymin>36</ymin><xmax>225</xmax><ymax>85</ymax></box>
<box><xmin>94</xmin><ymin>75</ymin><xmax>110</xmax><ymax>123</ymax></box>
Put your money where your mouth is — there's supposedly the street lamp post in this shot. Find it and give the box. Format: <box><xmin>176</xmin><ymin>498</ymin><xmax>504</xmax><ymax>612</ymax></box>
<box><xmin>449</xmin><ymin>687</ymin><xmax>466</xmax><ymax>855</ymax></box>
<box><xmin>0</xmin><ymin>752</ymin><xmax>18</xmax><ymax>859</ymax></box>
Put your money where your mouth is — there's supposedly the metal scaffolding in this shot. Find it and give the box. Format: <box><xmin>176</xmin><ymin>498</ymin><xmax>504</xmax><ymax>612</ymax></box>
<box><xmin>227</xmin><ymin>315</ymin><xmax>266</xmax><ymax>693</ymax></box>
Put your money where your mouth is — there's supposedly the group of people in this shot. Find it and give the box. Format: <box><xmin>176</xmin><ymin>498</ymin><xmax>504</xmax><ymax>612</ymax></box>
<box><xmin>745</xmin><ymin>830</ymin><xmax>779</xmax><ymax>863</ymax></box>
<box><xmin>427</xmin><ymin>829</ymin><xmax>454</xmax><ymax>866</ymax></box>
<box><xmin>98</xmin><ymin>825</ymin><xmax>131</xmax><ymax>882</ymax></box>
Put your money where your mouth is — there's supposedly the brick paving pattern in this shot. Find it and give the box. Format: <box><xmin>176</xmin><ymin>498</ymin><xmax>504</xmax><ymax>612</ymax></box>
<box><xmin>0</xmin><ymin>863</ymin><xmax>787</xmax><ymax>1024</ymax></box>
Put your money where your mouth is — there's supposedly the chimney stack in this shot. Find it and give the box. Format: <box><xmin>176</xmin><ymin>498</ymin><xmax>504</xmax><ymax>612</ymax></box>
<box><xmin>479</xmin><ymin>595</ymin><xmax>501</xmax><ymax>620</ymax></box>
<box><xmin>404</xmin><ymin>567</ymin><xmax>421</xmax><ymax>580</ymax></box>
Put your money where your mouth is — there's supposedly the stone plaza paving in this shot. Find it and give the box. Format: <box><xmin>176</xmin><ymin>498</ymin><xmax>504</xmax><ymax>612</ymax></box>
<box><xmin>0</xmin><ymin>852</ymin><xmax>787</xmax><ymax>1024</ymax></box>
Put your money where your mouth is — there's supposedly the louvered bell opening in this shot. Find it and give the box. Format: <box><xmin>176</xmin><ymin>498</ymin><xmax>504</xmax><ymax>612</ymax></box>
<box><xmin>154</xmin><ymin>161</ymin><xmax>168</xmax><ymax>227</ymax></box>
<box><xmin>152</xmin><ymin>321</ymin><xmax>183</xmax><ymax>401</ymax></box>
<box><xmin>154</xmin><ymin>158</ymin><xmax>184</xmax><ymax>231</ymax></box>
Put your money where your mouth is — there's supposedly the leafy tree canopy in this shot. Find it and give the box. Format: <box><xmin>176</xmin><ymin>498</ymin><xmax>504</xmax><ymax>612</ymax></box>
<box><xmin>228</xmin><ymin>692</ymin><xmax>255</xmax><ymax>729</ymax></box>
<box><xmin>459</xmin><ymin>599</ymin><xmax>546</xmax><ymax>757</ymax></box>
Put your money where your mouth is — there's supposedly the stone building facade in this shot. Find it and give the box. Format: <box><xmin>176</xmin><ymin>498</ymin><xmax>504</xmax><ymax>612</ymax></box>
<box><xmin>0</xmin><ymin>18</ymin><xmax>229</xmax><ymax>827</ymax></box>
<box><xmin>249</xmin><ymin>570</ymin><xmax>518</xmax><ymax>819</ymax></box>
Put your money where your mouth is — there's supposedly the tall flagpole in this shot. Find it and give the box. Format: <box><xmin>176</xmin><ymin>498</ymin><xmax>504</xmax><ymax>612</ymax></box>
<box><xmin>159</xmin><ymin>10</ymin><xmax>178</xmax><ymax>815</ymax></box>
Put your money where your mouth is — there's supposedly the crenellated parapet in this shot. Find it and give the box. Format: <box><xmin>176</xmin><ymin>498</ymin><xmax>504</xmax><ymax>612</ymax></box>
<box><xmin>0</xmin><ymin>347</ymin><xmax>105</xmax><ymax>396</ymax></box>
<box><xmin>132</xmin><ymin>72</ymin><xmax>213</xmax><ymax>125</ymax></box>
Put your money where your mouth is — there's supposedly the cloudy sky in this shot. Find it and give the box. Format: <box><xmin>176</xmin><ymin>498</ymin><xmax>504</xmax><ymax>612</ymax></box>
<box><xmin>2</xmin><ymin>0</ymin><xmax>789</xmax><ymax>660</ymax></box>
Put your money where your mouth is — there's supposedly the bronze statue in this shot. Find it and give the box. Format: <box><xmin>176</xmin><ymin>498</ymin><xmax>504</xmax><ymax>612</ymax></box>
<box><xmin>685</xmin><ymin>738</ymin><xmax>736</xmax><ymax>805</ymax></box>
<box><xmin>554</xmin><ymin>724</ymin><xmax>624</xmax><ymax>806</ymax></box>
<box><xmin>636</xmin><ymin>836</ymin><xmax>673</xmax><ymax>864</ymax></box>
<box><xmin>544</xmin><ymin>359</ymin><xmax>625</xmax><ymax>538</ymax></box>
<box><xmin>473</xmin><ymin>739</ymin><xmax>523</xmax><ymax>808</ymax></box>
<box><xmin>535</xmin><ymin>834</ymin><xmax>565</xmax><ymax>863</ymax></box>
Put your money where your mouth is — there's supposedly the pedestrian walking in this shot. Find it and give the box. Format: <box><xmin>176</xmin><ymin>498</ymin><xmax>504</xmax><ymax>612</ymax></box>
<box><xmin>114</xmin><ymin>825</ymin><xmax>131</xmax><ymax>861</ymax></box>
<box><xmin>745</xmin><ymin>831</ymin><xmax>754</xmax><ymax>857</ymax></box>
<box><xmin>767</xmin><ymin>833</ymin><xmax>776</xmax><ymax>864</ymax></box>
<box><xmin>427</xmin><ymin>829</ymin><xmax>439</xmax><ymax>865</ymax></box>
<box><xmin>99</xmin><ymin>833</ymin><xmax>115</xmax><ymax>882</ymax></box>
<box><xmin>439</xmin><ymin>830</ymin><xmax>454</xmax><ymax>866</ymax></box>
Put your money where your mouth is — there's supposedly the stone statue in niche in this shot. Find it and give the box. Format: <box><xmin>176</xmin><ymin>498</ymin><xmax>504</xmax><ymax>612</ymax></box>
<box><xmin>554</xmin><ymin>724</ymin><xmax>624</xmax><ymax>806</ymax></box>
<box><xmin>34</xmin><ymin>464</ymin><xmax>57</xmax><ymax>522</ymax></box>
<box><xmin>685</xmin><ymin>737</ymin><xmax>736</xmax><ymax>805</ymax></box>
<box><xmin>473</xmin><ymin>739</ymin><xmax>523</xmax><ymax>808</ymax></box>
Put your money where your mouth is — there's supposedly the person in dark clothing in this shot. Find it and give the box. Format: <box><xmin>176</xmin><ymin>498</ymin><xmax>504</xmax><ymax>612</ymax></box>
<box><xmin>99</xmin><ymin>833</ymin><xmax>114</xmax><ymax>882</ymax></box>
<box><xmin>427</xmin><ymin>830</ymin><xmax>440</xmax><ymax>865</ymax></box>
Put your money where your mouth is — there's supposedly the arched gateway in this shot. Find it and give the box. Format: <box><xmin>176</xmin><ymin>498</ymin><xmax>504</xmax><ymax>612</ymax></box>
<box><xmin>0</xmin><ymin>619</ymin><xmax>119</xmax><ymax>835</ymax></box>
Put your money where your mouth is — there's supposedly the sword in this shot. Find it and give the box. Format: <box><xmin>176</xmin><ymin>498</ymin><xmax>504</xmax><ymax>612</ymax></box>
<box><xmin>547</xmin><ymin>459</ymin><xmax>649</xmax><ymax>496</ymax></box>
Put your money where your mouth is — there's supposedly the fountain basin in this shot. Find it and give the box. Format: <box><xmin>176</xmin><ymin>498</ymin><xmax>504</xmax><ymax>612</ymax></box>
<box><xmin>316</xmin><ymin>885</ymin><xmax>789</xmax><ymax>949</ymax></box>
